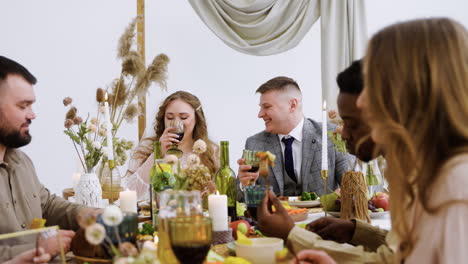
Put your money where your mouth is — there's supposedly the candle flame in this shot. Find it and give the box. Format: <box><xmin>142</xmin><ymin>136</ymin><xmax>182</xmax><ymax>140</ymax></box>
<box><xmin>104</xmin><ymin>92</ymin><xmax>108</xmax><ymax>102</ymax></box>
<box><xmin>323</xmin><ymin>100</ymin><xmax>327</xmax><ymax>110</ymax></box>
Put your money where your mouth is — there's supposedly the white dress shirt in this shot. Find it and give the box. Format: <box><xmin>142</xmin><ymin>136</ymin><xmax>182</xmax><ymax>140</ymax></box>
<box><xmin>278</xmin><ymin>118</ymin><xmax>304</xmax><ymax>183</ymax></box>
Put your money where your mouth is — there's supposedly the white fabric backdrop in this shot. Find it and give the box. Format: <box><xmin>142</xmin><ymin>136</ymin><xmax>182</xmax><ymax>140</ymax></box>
<box><xmin>188</xmin><ymin>0</ymin><xmax>367</xmax><ymax>110</ymax></box>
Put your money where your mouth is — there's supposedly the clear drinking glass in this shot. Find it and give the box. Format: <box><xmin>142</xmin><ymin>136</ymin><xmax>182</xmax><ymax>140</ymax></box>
<box><xmin>244</xmin><ymin>185</ymin><xmax>272</xmax><ymax>220</ymax></box>
<box><xmin>166</xmin><ymin>119</ymin><xmax>185</xmax><ymax>158</ymax></box>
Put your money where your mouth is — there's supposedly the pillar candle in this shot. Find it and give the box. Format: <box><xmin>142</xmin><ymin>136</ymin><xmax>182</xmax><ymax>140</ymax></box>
<box><xmin>120</xmin><ymin>189</ymin><xmax>137</xmax><ymax>213</ymax></box>
<box><xmin>322</xmin><ymin>100</ymin><xmax>328</xmax><ymax>171</ymax></box>
<box><xmin>103</xmin><ymin>93</ymin><xmax>114</xmax><ymax>161</ymax></box>
<box><xmin>72</xmin><ymin>172</ymin><xmax>81</xmax><ymax>191</ymax></box>
<box><xmin>208</xmin><ymin>192</ymin><xmax>228</xmax><ymax>231</ymax></box>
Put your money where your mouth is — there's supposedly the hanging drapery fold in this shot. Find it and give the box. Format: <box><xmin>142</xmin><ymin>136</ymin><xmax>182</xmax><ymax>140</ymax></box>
<box><xmin>320</xmin><ymin>0</ymin><xmax>367</xmax><ymax>111</ymax></box>
<box><xmin>189</xmin><ymin>0</ymin><xmax>320</xmax><ymax>56</ymax></box>
<box><xmin>188</xmin><ymin>0</ymin><xmax>367</xmax><ymax>111</ymax></box>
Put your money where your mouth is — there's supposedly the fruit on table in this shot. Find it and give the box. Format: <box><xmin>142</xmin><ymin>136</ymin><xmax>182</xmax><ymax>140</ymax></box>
<box><xmin>224</xmin><ymin>256</ymin><xmax>253</xmax><ymax>264</ymax></box>
<box><xmin>236</xmin><ymin>231</ymin><xmax>253</xmax><ymax>245</ymax></box>
<box><xmin>371</xmin><ymin>192</ymin><xmax>390</xmax><ymax>211</ymax></box>
<box><xmin>230</xmin><ymin>220</ymin><xmax>251</xmax><ymax>239</ymax></box>
<box><xmin>320</xmin><ymin>192</ymin><xmax>340</xmax><ymax>211</ymax></box>
<box><xmin>275</xmin><ymin>248</ymin><xmax>290</xmax><ymax>262</ymax></box>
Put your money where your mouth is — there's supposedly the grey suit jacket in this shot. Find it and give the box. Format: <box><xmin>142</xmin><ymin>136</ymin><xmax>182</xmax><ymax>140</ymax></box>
<box><xmin>237</xmin><ymin>118</ymin><xmax>350</xmax><ymax>200</ymax></box>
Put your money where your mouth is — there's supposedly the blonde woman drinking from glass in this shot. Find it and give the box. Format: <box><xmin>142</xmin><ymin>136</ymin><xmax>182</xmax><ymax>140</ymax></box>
<box><xmin>125</xmin><ymin>91</ymin><xmax>219</xmax><ymax>200</ymax></box>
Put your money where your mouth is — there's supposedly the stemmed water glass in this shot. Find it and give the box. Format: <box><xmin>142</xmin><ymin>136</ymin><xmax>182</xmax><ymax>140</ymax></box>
<box><xmin>166</xmin><ymin>119</ymin><xmax>185</xmax><ymax>158</ymax></box>
<box><xmin>169</xmin><ymin>216</ymin><xmax>213</xmax><ymax>264</ymax></box>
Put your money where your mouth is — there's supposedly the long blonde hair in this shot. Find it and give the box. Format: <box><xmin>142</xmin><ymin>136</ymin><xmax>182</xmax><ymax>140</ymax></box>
<box><xmin>363</xmin><ymin>18</ymin><xmax>468</xmax><ymax>258</ymax></box>
<box><xmin>128</xmin><ymin>91</ymin><xmax>219</xmax><ymax>175</ymax></box>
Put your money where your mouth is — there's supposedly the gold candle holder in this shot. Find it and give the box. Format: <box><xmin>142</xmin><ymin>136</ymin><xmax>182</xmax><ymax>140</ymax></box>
<box><xmin>321</xmin><ymin>170</ymin><xmax>328</xmax><ymax>217</ymax></box>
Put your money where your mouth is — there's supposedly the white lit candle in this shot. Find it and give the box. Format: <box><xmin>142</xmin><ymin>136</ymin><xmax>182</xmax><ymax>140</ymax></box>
<box><xmin>103</xmin><ymin>93</ymin><xmax>114</xmax><ymax>161</ymax></box>
<box><xmin>322</xmin><ymin>100</ymin><xmax>328</xmax><ymax>171</ymax></box>
<box><xmin>119</xmin><ymin>189</ymin><xmax>137</xmax><ymax>213</ymax></box>
<box><xmin>208</xmin><ymin>192</ymin><xmax>228</xmax><ymax>231</ymax></box>
<box><xmin>72</xmin><ymin>172</ymin><xmax>81</xmax><ymax>191</ymax></box>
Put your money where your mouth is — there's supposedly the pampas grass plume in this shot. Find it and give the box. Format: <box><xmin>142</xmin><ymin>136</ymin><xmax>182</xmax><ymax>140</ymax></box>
<box><xmin>124</xmin><ymin>104</ymin><xmax>139</xmax><ymax>123</ymax></box>
<box><xmin>117</xmin><ymin>18</ymin><xmax>136</xmax><ymax>58</ymax></box>
<box><xmin>113</xmin><ymin>79</ymin><xmax>128</xmax><ymax>107</ymax></box>
<box><xmin>122</xmin><ymin>51</ymin><xmax>145</xmax><ymax>77</ymax></box>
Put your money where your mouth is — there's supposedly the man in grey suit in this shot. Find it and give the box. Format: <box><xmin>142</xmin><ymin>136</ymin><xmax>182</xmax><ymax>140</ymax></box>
<box><xmin>237</xmin><ymin>76</ymin><xmax>349</xmax><ymax>200</ymax></box>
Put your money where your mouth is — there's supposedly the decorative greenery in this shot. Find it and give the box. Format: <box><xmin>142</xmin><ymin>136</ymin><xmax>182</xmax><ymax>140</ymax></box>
<box><xmin>328</xmin><ymin>130</ymin><xmax>347</xmax><ymax>154</ymax></box>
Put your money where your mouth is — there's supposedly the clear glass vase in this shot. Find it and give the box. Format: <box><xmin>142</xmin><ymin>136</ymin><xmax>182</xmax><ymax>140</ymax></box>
<box><xmin>97</xmin><ymin>162</ymin><xmax>122</xmax><ymax>203</ymax></box>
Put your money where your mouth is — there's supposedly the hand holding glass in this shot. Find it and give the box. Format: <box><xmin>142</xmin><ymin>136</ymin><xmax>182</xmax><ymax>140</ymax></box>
<box><xmin>166</xmin><ymin>120</ymin><xmax>185</xmax><ymax>158</ymax></box>
<box><xmin>242</xmin><ymin>149</ymin><xmax>260</xmax><ymax>184</ymax></box>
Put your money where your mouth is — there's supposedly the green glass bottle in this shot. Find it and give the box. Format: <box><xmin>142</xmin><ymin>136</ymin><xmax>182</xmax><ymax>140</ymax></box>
<box><xmin>215</xmin><ymin>141</ymin><xmax>237</xmax><ymax>221</ymax></box>
<box><xmin>154</xmin><ymin>141</ymin><xmax>163</xmax><ymax>159</ymax></box>
<box><xmin>150</xmin><ymin>141</ymin><xmax>163</xmax><ymax>228</ymax></box>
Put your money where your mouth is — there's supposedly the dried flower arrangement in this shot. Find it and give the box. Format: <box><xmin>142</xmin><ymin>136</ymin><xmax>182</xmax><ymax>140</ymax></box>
<box><xmin>62</xmin><ymin>97</ymin><xmax>105</xmax><ymax>173</ymax></box>
<box><xmin>62</xmin><ymin>17</ymin><xmax>170</xmax><ymax>174</ymax></box>
<box><xmin>75</xmin><ymin>206</ymin><xmax>158</xmax><ymax>263</ymax></box>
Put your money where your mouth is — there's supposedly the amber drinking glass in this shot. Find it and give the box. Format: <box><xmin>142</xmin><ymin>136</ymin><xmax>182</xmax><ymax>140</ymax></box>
<box><xmin>169</xmin><ymin>216</ymin><xmax>213</xmax><ymax>264</ymax></box>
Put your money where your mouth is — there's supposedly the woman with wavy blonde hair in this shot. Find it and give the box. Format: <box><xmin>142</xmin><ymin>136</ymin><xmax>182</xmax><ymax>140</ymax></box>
<box><xmin>357</xmin><ymin>17</ymin><xmax>468</xmax><ymax>262</ymax></box>
<box><xmin>125</xmin><ymin>91</ymin><xmax>219</xmax><ymax>200</ymax></box>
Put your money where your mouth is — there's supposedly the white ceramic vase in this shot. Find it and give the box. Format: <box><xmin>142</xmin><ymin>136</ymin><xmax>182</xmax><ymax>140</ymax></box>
<box><xmin>75</xmin><ymin>172</ymin><xmax>102</xmax><ymax>207</ymax></box>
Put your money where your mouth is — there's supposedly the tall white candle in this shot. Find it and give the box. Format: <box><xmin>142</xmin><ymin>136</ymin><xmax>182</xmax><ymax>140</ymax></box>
<box><xmin>72</xmin><ymin>172</ymin><xmax>81</xmax><ymax>191</ymax></box>
<box><xmin>322</xmin><ymin>100</ymin><xmax>328</xmax><ymax>171</ymax></box>
<box><xmin>103</xmin><ymin>93</ymin><xmax>114</xmax><ymax>161</ymax></box>
<box><xmin>119</xmin><ymin>189</ymin><xmax>137</xmax><ymax>213</ymax></box>
<box><xmin>208</xmin><ymin>192</ymin><xmax>228</xmax><ymax>231</ymax></box>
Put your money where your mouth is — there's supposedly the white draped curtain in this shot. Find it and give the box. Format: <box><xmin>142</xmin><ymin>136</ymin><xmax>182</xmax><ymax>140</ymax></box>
<box><xmin>188</xmin><ymin>0</ymin><xmax>367</xmax><ymax>111</ymax></box>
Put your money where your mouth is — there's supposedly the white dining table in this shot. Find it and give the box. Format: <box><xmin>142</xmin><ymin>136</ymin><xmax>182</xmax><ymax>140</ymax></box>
<box><xmin>297</xmin><ymin>212</ymin><xmax>392</xmax><ymax>230</ymax></box>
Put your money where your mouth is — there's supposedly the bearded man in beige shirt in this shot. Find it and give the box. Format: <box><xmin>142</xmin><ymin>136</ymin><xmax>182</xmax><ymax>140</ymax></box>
<box><xmin>0</xmin><ymin>56</ymin><xmax>85</xmax><ymax>261</ymax></box>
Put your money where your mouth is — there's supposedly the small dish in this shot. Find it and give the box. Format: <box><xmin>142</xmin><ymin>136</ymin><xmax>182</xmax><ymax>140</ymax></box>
<box><xmin>235</xmin><ymin>237</ymin><xmax>283</xmax><ymax>264</ymax></box>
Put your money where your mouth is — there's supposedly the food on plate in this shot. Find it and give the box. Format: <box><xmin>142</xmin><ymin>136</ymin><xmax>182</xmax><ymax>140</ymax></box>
<box><xmin>300</xmin><ymin>191</ymin><xmax>319</xmax><ymax>201</ymax></box>
<box><xmin>224</xmin><ymin>256</ymin><xmax>252</xmax><ymax>264</ymax></box>
<box><xmin>285</xmin><ymin>208</ymin><xmax>308</xmax><ymax>215</ymax></box>
<box><xmin>138</xmin><ymin>222</ymin><xmax>155</xmax><ymax>236</ymax></box>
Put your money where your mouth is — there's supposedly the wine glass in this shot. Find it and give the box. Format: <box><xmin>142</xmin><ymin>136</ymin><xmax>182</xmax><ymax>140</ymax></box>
<box><xmin>242</xmin><ymin>149</ymin><xmax>260</xmax><ymax>186</ymax></box>
<box><xmin>242</xmin><ymin>149</ymin><xmax>260</xmax><ymax>173</ymax></box>
<box><xmin>166</xmin><ymin>119</ymin><xmax>185</xmax><ymax>158</ymax></box>
<box><xmin>169</xmin><ymin>216</ymin><xmax>213</xmax><ymax>264</ymax></box>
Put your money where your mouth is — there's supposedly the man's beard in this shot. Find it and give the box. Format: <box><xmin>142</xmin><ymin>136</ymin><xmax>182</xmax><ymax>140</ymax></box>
<box><xmin>0</xmin><ymin>113</ymin><xmax>32</xmax><ymax>148</ymax></box>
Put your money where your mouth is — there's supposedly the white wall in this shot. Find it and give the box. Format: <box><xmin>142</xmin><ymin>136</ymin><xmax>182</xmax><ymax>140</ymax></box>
<box><xmin>1</xmin><ymin>0</ymin><xmax>467</xmax><ymax>196</ymax></box>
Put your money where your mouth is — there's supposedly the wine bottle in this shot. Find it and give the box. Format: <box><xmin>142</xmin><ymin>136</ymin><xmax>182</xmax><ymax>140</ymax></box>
<box><xmin>215</xmin><ymin>141</ymin><xmax>237</xmax><ymax>222</ymax></box>
<box><xmin>151</xmin><ymin>141</ymin><xmax>163</xmax><ymax>227</ymax></box>
<box><xmin>154</xmin><ymin>141</ymin><xmax>163</xmax><ymax>159</ymax></box>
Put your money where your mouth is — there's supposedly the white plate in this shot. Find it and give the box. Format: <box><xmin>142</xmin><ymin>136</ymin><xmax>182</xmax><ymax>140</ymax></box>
<box><xmin>288</xmin><ymin>199</ymin><xmax>321</xmax><ymax>208</ymax></box>
<box><xmin>327</xmin><ymin>211</ymin><xmax>389</xmax><ymax>218</ymax></box>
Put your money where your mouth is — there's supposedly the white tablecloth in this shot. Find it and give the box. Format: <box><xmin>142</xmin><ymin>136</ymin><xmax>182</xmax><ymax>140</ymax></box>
<box><xmin>297</xmin><ymin>212</ymin><xmax>392</xmax><ymax>230</ymax></box>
